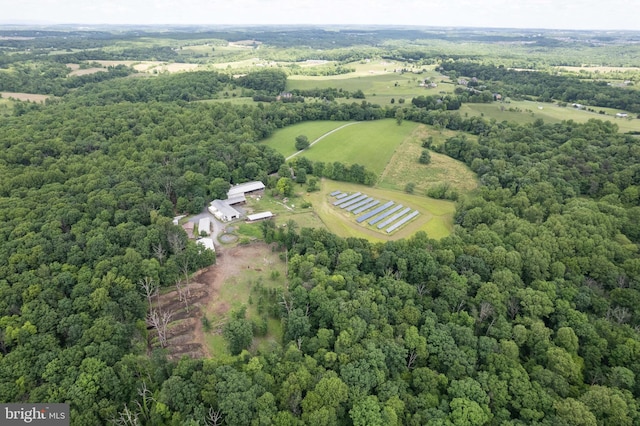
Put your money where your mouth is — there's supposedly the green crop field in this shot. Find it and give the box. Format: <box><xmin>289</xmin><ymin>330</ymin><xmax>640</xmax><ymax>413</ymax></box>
<box><xmin>261</xmin><ymin>120</ymin><xmax>355</xmax><ymax>158</ymax></box>
<box><xmin>460</xmin><ymin>100</ymin><xmax>640</xmax><ymax>133</ymax></box>
<box><xmin>273</xmin><ymin>119</ymin><xmax>420</xmax><ymax>175</ymax></box>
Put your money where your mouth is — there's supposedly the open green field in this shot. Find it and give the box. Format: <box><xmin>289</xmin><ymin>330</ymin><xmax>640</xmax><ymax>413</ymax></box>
<box><xmin>293</xmin><ymin>119</ymin><xmax>419</xmax><ymax>175</ymax></box>
<box><xmin>287</xmin><ymin>61</ymin><xmax>453</xmax><ymax>104</ymax></box>
<box><xmin>261</xmin><ymin>120</ymin><xmax>355</xmax><ymax>158</ymax></box>
<box><xmin>379</xmin><ymin>124</ymin><xmax>479</xmax><ymax>194</ymax></box>
<box><xmin>460</xmin><ymin>100</ymin><xmax>640</xmax><ymax>133</ymax></box>
<box><xmin>307</xmin><ymin>179</ymin><xmax>456</xmax><ymax>241</ymax></box>
<box><xmin>266</xmin><ymin>119</ymin><xmax>420</xmax><ymax>176</ymax></box>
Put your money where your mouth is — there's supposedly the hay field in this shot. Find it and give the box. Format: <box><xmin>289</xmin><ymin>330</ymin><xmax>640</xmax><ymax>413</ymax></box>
<box><xmin>379</xmin><ymin>125</ymin><xmax>478</xmax><ymax>194</ymax></box>
<box><xmin>460</xmin><ymin>100</ymin><xmax>640</xmax><ymax>133</ymax></box>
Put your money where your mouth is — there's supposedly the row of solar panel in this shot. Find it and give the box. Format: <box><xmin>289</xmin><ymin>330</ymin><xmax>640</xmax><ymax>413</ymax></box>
<box><xmin>332</xmin><ymin>191</ymin><xmax>419</xmax><ymax>233</ymax></box>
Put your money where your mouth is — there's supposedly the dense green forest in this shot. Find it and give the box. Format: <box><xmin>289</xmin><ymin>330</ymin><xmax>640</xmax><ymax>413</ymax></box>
<box><xmin>1</xmin><ymin>26</ymin><xmax>640</xmax><ymax>425</ymax></box>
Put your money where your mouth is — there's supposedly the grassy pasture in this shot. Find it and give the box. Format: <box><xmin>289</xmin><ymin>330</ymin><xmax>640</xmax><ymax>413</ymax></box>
<box><xmin>460</xmin><ymin>100</ymin><xmax>640</xmax><ymax>133</ymax></box>
<box><xmin>379</xmin><ymin>125</ymin><xmax>478</xmax><ymax>194</ymax></box>
<box><xmin>287</xmin><ymin>61</ymin><xmax>453</xmax><ymax>104</ymax></box>
<box><xmin>307</xmin><ymin>179</ymin><xmax>455</xmax><ymax>241</ymax></box>
<box><xmin>269</xmin><ymin>119</ymin><xmax>420</xmax><ymax>176</ymax></box>
<box><xmin>261</xmin><ymin>120</ymin><xmax>355</xmax><ymax>158</ymax></box>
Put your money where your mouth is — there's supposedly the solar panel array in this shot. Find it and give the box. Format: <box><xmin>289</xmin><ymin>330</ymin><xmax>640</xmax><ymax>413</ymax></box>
<box><xmin>346</xmin><ymin>197</ymin><xmax>374</xmax><ymax>212</ymax></box>
<box><xmin>386</xmin><ymin>210</ymin><xmax>419</xmax><ymax>233</ymax></box>
<box><xmin>369</xmin><ymin>204</ymin><xmax>404</xmax><ymax>225</ymax></box>
<box><xmin>352</xmin><ymin>200</ymin><xmax>380</xmax><ymax>214</ymax></box>
<box><xmin>333</xmin><ymin>192</ymin><xmax>361</xmax><ymax>206</ymax></box>
<box><xmin>331</xmin><ymin>191</ymin><xmax>419</xmax><ymax>233</ymax></box>
<box><xmin>340</xmin><ymin>194</ymin><xmax>368</xmax><ymax>209</ymax></box>
<box><xmin>377</xmin><ymin>207</ymin><xmax>411</xmax><ymax>229</ymax></box>
<box><xmin>357</xmin><ymin>201</ymin><xmax>394</xmax><ymax>223</ymax></box>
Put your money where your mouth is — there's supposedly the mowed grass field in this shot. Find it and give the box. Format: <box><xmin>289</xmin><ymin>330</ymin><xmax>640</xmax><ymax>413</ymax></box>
<box><xmin>307</xmin><ymin>179</ymin><xmax>456</xmax><ymax>241</ymax></box>
<box><xmin>460</xmin><ymin>100</ymin><xmax>640</xmax><ymax>133</ymax></box>
<box><xmin>299</xmin><ymin>120</ymin><xmax>419</xmax><ymax>175</ymax></box>
<box><xmin>261</xmin><ymin>121</ymin><xmax>356</xmax><ymax>158</ymax></box>
<box><xmin>265</xmin><ymin>119</ymin><xmax>420</xmax><ymax>176</ymax></box>
<box><xmin>379</xmin><ymin>125</ymin><xmax>478</xmax><ymax>194</ymax></box>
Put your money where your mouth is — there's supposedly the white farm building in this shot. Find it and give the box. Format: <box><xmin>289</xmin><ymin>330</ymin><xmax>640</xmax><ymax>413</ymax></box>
<box><xmin>209</xmin><ymin>200</ymin><xmax>241</xmax><ymax>222</ymax></box>
<box><xmin>227</xmin><ymin>181</ymin><xmax>265</xmax><ymax>199</ymax></box>
<box><xmin>197</xmin><ymin>238</ymin><xmax>215</xmax><ymax>252</ymax></box>
<box><xmin>198</xmin><ymin>217</ymin><xmax>211</xmax><ymax>236</ymax></box>
<box><xmin>247</xmin><ymin>211</ymin><xmax>273</xmax><ymax>222</ymax></box>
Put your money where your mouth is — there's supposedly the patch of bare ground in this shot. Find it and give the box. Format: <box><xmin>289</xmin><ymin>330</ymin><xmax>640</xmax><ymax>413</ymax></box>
<box><xmin>1</xmin><ymin>92</ymin><xmax>50</xmax><ymax>102</ymax></box>
<box><xmin>148</xmin><ymin>242</ymin><xmax>276</xmax><ymax>360</ymax></box>
<box><xmin>68</xmin><ymin>68</ymin><xmax>106</xmax><ymax>76</ymax></box>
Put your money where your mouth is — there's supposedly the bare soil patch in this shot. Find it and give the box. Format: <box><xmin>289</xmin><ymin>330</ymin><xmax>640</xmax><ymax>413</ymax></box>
<box><xmin>148</xmin><ymin>243</ymin><xmax>277</xmax><ymax>360</ymax></box>
<box><xmin>1</xmin><ymin>92</ymin><xmax>50</xmax><ymax>103</ymax></box>
<box><xmin>68</xmin><ymin>68</ymin><xmax>106</xmax><ymax>76</ymax></box>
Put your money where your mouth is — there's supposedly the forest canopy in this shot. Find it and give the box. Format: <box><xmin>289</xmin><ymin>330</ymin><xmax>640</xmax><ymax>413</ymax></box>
<box><xmin>1</xmin><ymin>26</ymin><xmax>640</xmax><ymax>426</ymax></box>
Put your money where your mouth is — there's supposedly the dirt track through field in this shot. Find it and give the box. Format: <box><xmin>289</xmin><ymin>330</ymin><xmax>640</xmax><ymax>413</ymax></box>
<box><xmin>286</xmin><ymin>121</ymin><xmax>362</xmax><ymax>160</ymax></box>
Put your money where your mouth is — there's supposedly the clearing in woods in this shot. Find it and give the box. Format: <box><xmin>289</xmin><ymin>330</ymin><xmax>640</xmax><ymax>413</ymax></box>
<box><xmin>0</xmin><ymin>92</ymin><xmax>50</xmax><ymax>102</ymax></box>
<box><xmin>151</xmin><ymin>243</ymin><xmax>285</xmax><ymax>360</ymax></box>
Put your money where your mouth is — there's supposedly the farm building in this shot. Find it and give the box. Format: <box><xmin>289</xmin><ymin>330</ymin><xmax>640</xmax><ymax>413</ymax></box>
<box><xmin>247</xmin><ymin>211</ymin><xmax>273</xmax><ymax>222</ymax></box>
<box><xmin>198</xmin><ymin>217</ymin><xmax>211</xmax><ymax>236</ymax></box>
<box><xmin>227</xmin><ymin>181</ymin><xmax>265</xmax><ymax>199</ymax></box>
<box><xmin>196</xmin><ymin>238</ymin><xmax>215</xmax><ymax>252</ymax></box>
<box><xmin>209</xmin><ymin>200</ymin><xmax>241</xmax><ymax>222</ymax></box>
<box><xmin>226</xmin><ymin>194</ymin><xmax>246</xmax><ymax>205</ymax></box>
<box><xmin>616</xmin><ymin>113</ymin><xmax>629</xmax><ymax>118</ymax></box>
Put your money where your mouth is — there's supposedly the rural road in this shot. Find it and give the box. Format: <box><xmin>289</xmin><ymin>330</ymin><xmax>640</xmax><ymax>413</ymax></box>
<box><xmin>286</xmin><ymin>121</ymin><xmax>362</xmax><ymax>161</ymax></box>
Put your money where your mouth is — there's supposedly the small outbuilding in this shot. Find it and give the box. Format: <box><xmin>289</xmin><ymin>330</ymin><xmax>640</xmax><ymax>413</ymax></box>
<box><xmin>198</xmin><ymin>217</ymin><xmax>211</xmax><ymax>236</ymax></box>
<box><xmin>197</xmin><ymin>238</ymin><xmax>215</xmax><ymax>252</ymax></box>
<box><xmin>247</xmin><ymin>211</ymin><xmax>274</xmax><ymax>222</ymax></box>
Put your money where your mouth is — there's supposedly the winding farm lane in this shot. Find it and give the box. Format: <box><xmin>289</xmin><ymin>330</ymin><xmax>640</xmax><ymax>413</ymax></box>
<box><xmin>286</xmin><ymin>121</ymin><xmax>362</xmax><ymax>161</ymax></box>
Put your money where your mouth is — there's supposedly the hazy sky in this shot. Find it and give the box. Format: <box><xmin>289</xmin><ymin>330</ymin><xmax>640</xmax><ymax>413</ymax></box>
<box><xmin>1</xmin><ymin>0</ymin><xmax>638</xmax><ymax>30</ymax></box>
